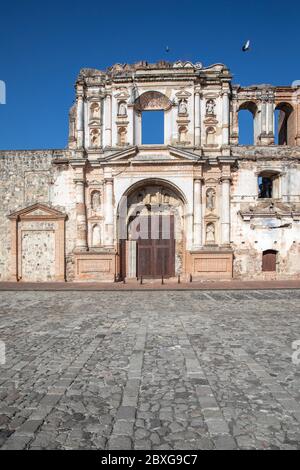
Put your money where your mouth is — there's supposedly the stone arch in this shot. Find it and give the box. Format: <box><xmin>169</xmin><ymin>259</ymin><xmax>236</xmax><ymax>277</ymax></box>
<box><xmin>134</xmin><ymin>91</ymin><xmax>172</xmax><ymax>112</ymax></box>
<box><xmin>274</xmin><ymin>102</ymin><xmax>294</xmax><ymax>145</ymax></box>
<box><xmin>237</xmin><ymin>101</ymin><xmax>259</xmax><ymax>145</ymax></box>
<box><xmin>117</xmin><ymin>178</ymin><xmax>187</xmax><ymax>279</ymax></box>
<box><xmin>118</xmin><ymin>178</ymin><xmax>188</xmax><ymax>209</ymax></box>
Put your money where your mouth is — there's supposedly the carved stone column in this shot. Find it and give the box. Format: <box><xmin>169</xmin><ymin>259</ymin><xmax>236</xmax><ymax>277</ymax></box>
<box><xmin>222</xmin><ymin>91</ymin><xmax>230</xmax><ymax>146</ymax></box>
<box><xmin>193</xmin><ymin>178</ymin><xmax>203</xmax><ymax>248</ymax></box>
<box><xmin>267</xmin><ymin>101</ymin><xmax>274</xmax><ymax>136</ymax></box>
<box><xmin>220</xmin><ymin>175</ymin><xmax>231</xmax><ymax>246</ymax></box>
<box><xmin>76</xmin><ymin>94</ymin><xmax>84</xmax><ymax>149</ymax></box>
<box><xmin>74</xmin><ymin>174</ymin><xmax>88</xmax><ymax>251</ymax></box>
<box><xmin>259</xmin><ymin>100</ymin><xmax>269</xmax><ymax>145</ymax></box>
<box><xmin>296</xmin><ymin>101</ymin><xmax>300</xmax><ymax>145</ymax></box>
<box><xmin>134</xmin><ymin>111</ymin><xmax>141</xmax><ymax>145</ymax></box>
<box><xmin>231</xmin><ymin>100</ymin><xmax>239</xmax><ymax>145</ymax></box>
<box><xmin>194</xmin><ymin>91</ymin><xmax>201</xmax><ymax>147</ymax></box>
<box><xmin>104</xmin><ymin>178</ymin><xmax>114</xmax><ymax>247</ymax></box>
<box><xmin>105</xmin><ymin>94</ymin><xmax>112</xmax><ymax>147</ymax></box>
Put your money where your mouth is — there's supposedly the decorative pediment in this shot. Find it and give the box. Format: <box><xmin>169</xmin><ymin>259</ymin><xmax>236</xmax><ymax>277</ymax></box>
<box><xmin>239</xmin><ymin>201</ymin><xmax>300</xmax><ymax>222</ymax></box>
<box><xmin>100</xmin><ymin>146</ymin><xmax>201</xmax><ymax>164</ymax></box>
<box><xmin>205</xmin><ymin>177</ymin><xmax>219</xmax><ymax>184</ymax></box>
<box><xmin>100</xmin><ymin>146</ymin><xmax>138</xmax><ymax>163</ymax></box>
<box><xmin>8</xmin><ymin>203</ymin><xmax>67</xmax><ymax>221</ymax></box>
<box><xmin>168</xmin><ymin>146</ymin><xmax>200</xmax><ymax>161</ymax></box>
<box><xmin>114</xmin><ymin>90</ymin><xmax>130</xmax><ymax>100</ymax></box>
<box><xmin>204</xmin><ymin>213</ymin><xmax>219</xmax><ymax>222</ymax></box>
<box><xmin>175</xmin><ymin>89</ymin><xmax>192</xmax><ymax>99</ymax></box>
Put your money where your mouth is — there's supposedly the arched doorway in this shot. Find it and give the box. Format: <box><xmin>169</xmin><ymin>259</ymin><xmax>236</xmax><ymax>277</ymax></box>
<box><xmin>117</xmin><ymin>179</ymin><xmax>186</xmax><ymax>279</ymax></box>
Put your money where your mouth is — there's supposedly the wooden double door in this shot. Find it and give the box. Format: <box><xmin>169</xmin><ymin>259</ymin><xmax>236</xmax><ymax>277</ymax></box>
<box><xmin>136</xmin><ymin>215</ymin><xmax>175</xmax><ymax>278</ymax></box>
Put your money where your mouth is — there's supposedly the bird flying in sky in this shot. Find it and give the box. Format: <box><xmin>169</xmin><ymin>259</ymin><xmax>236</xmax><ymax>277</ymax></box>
<box><xmin>242</xmin><ymin>40</ymin><xmax>250</xmax><ymax>52</ymax></box>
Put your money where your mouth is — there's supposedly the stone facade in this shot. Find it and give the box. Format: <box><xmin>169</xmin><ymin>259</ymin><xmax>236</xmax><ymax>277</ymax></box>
<box><xmin>1</xmin><ymin>60</ymin><xmax>300</xmax><ymax>282</ymax></box>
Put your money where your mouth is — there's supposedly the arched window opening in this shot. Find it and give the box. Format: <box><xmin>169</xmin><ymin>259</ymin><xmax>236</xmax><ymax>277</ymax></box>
<box><xmin>274</xmin><ymin>103</ymin><xmax>294</xmax><ymax>145</ymax></box>
<box><xmin>238</xmin><ymin>101</ymin><xmax>258</xmax><ymax>145</ymax></box>
<box><xmin>258</xmin><ymin>171</ymin><xmax>280</xmax><ymax>199</ymax></box>
<box><xmin>142</xmin><ymin>110</ymin><xmax>164</xmax><ymax>144</ymax></box>
<box><xmin>262</xmin><ymin>250</ymin><xmax>277</xmax><ymax>272</ymax></box>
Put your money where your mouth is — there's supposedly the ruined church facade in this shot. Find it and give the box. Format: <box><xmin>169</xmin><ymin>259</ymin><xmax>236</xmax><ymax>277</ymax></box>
<box><xmin>1</xmin><ymin>60</ymin><xmax>300</xmax><ymax>282</ymax></box>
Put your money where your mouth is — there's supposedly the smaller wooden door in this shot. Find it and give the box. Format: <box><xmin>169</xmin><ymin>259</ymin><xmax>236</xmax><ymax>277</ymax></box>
<box><xmin>262</xmin><ymin>250</ymin><xmax>277</xmax><ymax>272</ymax></box>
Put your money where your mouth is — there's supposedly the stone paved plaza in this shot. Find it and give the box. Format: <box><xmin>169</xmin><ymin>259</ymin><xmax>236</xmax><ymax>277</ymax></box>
<box><xmin>0</xmin><ymin>289</ymin><xmax>300</xmax><ymax>450</ymax></box>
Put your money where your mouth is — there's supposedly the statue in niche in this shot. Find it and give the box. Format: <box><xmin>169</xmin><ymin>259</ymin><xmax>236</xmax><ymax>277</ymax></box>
<box><xmin>206</xmin><ymin>127</ymin><xmax>215</xmax><ymax>145</ymax></box>
<box><xmin>90</xmin><ymin>128</ymin><xmax>100</xmax><ymax>147</ymax></box>
<box><xmin>91</xmin><ymin>191</ymin><xmax>101</xmax><ymax>211</ymax></box>
<box><xmin>206</xmin><ymin>223</ymin><xmax>215</xmax><ymax>244</ymax></box>
<box><xmin>179</xmin><ymin>126</ymin><xmax>187</xmax><ymax>143</ymax></box>
<box><xmin>206</xmin><ymin>99</ymin><xmax>215</xmax><ymax>115</ymax></box>
<box><xmin>118</xmin><ymin>101</ymin><xmax>127</xmax><ymax>116</ymax></box>
<box><xmin>90</xmin><ymin>102</ymin><xmax>100</xmax><ymax>120</ymax></box>
<box><xmin>178</xmin><ymin>99</ymin><xmax>188</xmax><ymax>115</ymax></box>
<box><xmin>92</xmin><ymin>224</ymin><xmax>101</xmax><ymax>246</ymax></box>
<box><xmin>206</xmin><ymin>188</ymin><xmax>216</xmax><ymax>210</ymax></box>
<box><xmin>118</xmin><ymin>127</ymin><xmax>127</xmax><ymax>146</ymax></box>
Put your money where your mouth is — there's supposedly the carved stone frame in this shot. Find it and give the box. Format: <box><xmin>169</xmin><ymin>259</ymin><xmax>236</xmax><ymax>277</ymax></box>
<box><xmin>8</xmin><ymin>203</ymin><xmax>67</xmax><ymax>282</ymax></box>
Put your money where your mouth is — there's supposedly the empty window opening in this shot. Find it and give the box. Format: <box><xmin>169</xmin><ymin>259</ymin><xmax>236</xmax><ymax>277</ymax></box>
<box><xmin>142</xmin><ymin>111</ymin><xmax>164</xmax><ymax>144</ymax></box>
<box><xmin>274</xmin><ymin>103</ymin><xmax>294</xmax><ymax>145</ymax></box>
<box><xmin>258</xmin><ymin>171</ymin><xmax>280</xmax><ymax>199</ymax></box>
<box><xmin>262</xmin><ymin>250</ymin><xmax>277</xmax><ymax>272</ymax></box>
<box><xmin>238</xmin><ymin>102</ymin><xmax>258</xmax><ymax>145</ymax></box>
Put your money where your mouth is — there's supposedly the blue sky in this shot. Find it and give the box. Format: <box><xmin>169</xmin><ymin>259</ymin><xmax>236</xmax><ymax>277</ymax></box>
<box><xmin>0</xmin><ymin>0</ymin><xmax>299</xmax><ymax>149</ymax></box>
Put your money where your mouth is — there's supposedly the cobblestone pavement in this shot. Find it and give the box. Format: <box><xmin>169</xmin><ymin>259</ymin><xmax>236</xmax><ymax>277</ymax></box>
<box><xmin>0</xmin><ymin>290</ymin><xmax>300</xmax><ymax>450</ymax></box>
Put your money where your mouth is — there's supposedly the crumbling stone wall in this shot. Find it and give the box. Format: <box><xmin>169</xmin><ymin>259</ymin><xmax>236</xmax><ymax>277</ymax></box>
<box><xmin>0</xmin><ymin>151</ymin><xmax>76</xmax><ymax>281</ymax></box>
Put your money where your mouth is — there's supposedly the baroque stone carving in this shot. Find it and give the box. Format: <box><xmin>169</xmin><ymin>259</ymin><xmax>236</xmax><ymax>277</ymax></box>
<box><xmin>91</xmin><ymin>191</ymin><xmax>101</xmax><ymax>211</ymax></box>
<box><xmin>178</xmin><ymin>100</ymin><xmax>188</xmax><ymax>115</ymax></box>
<box><xmin>118</xmin><ymin>101</ymin><xmax>127</xmax><ymax>116</ymax></box>
<box><xmin>134</xmin><ymin>91</ymin><xmax>172</xmax><ymax>112</ymax></box>
<box><xmin>206</xmin><ymin>99</ymin><xmax>215</xmax><ymax>115</ymax></box>
<box><xmin>90</xmin><ymin>102</ymin><xmax>100</xmax><ymax>120</ymax></box>
<box><xmin>206</xmin><ymin>223</ymin><xmax>215</xmax><ymax>244</ymax></box>
<box><xmin>90</xmin><ymin>128</ymin><xmax>100</xmax><ymax>148</ymax></box>
<box><xmin>206</xmin><ymin>188</ymin><xmax>216</xmax><ymax>210</ymax></box>
<box><xmin>92</xmin><ymin>224</ymin><xmax>101</xmax><ymax>246</ymax></box>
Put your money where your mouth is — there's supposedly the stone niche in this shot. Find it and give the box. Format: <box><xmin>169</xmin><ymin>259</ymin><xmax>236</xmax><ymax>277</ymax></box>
<box><xmin>8</xmin><ymin>203</ymin><xmax>67</xmax><ymax>282</ymax></box>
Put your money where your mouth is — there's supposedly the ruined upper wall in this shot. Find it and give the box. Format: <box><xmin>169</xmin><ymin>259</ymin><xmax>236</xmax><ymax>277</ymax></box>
<box><xmin>68</xmin><ymin>60</ymin><xmax>300</xmax><ymax>156</ymax></box>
